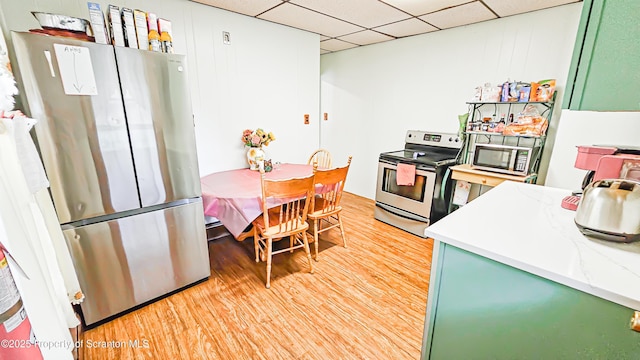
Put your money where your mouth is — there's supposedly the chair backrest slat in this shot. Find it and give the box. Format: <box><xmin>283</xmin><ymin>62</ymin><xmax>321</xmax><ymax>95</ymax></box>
<box><xmin>308</xmin><ymin>149</ymin><xmax>333</xmax><ymax>169</ymax></box>
<box><xmin>260</xmin><ymin>171</ymin><xmax>315</xmax><ymax>234</ymax></box>
<box><xmin>312</xmin><ymin>156</ymin><xmax>352</xmax><ymax>212</ymax></box>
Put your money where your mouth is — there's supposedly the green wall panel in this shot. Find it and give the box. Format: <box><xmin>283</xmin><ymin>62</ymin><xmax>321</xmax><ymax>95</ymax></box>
<box><xmin>565</xmin><ymin>0</ymin><xmax>640</xmax><ymax>111</ymax></box>
<box><xmin>426</xmin><ymin>244</ymin><xmax>640</xmax><ymax>359</ymax></box>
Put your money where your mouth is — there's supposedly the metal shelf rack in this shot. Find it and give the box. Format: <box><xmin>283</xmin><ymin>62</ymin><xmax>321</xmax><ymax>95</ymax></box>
<box><xmin>460</xmin><ymin>95</ymin><xmax>555</xmax><ymax>177</ymax></box>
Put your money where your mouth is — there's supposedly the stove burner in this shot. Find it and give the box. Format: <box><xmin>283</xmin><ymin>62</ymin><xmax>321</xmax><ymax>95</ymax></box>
<box><xmin>379</xmin><ymin>149</ymin><xmax>459</xmax><ymax>168</ymax></box>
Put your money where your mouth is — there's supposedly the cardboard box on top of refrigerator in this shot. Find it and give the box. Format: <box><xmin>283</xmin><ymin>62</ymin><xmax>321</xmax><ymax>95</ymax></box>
<box><xmin>133</xmin><ymin>9</ymin><xmax>148</xmax><ymax>50</ymax></box>
<box><xmin>87</xmin><ymin>2</ymin><xmax>109</xmax><ymax>44</ymax></box>
<box><xmin>108</xmin><ymin>5</ymin><xmax>125</xmax><ymax>46</ymax></box>
<box><xmin>121</xmin><ymin>7</ymin><xmax>138</xmax><ymax>49</ymax></box>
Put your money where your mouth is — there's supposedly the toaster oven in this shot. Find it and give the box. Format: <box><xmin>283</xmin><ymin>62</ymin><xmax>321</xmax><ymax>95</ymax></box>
<box><xmin>471</xmin><ymin>143</ymin><xmax>540</xmax><ymax>176</ymax></box>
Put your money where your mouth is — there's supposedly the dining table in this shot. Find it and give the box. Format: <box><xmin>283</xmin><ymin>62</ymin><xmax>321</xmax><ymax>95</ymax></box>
<box><xmin>200</xmin><ymin>163</ymin><xmax>314</xmax><ymax>240</ymax></box>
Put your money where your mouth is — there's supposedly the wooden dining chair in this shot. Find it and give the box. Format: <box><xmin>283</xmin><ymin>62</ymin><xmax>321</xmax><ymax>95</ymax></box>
<box><xmin>252</xmin><ymin>170</ymin><xmax>315</xmax><ymax>288</ymax></box>
<box><xmin>307</xmin><ymin>149</ymin><xmax>332</xmax><ymax>169</ymax></box>
<box><xmin>308</xmin><ymin>156</ymin><xmax>352</xmax><ymax>260</ymax></box>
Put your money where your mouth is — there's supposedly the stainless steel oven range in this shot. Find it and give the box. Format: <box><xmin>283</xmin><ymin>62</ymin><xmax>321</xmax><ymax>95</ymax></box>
<box><xmin>375</xmin><ymin>130</ymin><xmax>462</xmax><ymax>237</ymax></box>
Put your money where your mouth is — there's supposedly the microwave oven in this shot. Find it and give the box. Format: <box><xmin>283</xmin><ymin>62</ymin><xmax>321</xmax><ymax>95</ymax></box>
<box><xmin>471</xmin><ymin>143</ymin><xmax>540</xmax><ymax>176</ymax></box>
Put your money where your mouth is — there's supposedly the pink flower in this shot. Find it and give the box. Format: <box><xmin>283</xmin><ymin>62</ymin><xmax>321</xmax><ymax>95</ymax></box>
<box><xmin>241</xmin><ymin>128</ymin><xmax>276</xmax><ymax>147</ymax></box>
<box><xmin>251</xmin><ymin>134</ymin><xmax>261</xmax><ymax>146</ymax></box>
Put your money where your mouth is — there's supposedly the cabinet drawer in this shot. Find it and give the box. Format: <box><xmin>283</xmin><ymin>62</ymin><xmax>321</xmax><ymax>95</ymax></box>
<box><xmin>450</xmin><ymin>164</ymin><xmax>531</xmax><ymax>187</ymax></box>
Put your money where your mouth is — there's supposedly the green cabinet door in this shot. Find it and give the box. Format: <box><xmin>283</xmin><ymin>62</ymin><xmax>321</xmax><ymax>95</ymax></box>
<box><xmin>424</xmin><ymin>244</ymin><xmax>640</xmax><ymax>359</ymax></box>
<box><xmin>564</xmin><ymin>0</ymin><xmax>640</xmax><ymax>111</ymax></box>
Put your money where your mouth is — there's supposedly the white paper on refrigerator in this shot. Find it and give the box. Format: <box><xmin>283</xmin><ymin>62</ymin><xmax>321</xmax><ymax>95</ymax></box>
<box><xmin>53</xmin><ymin>44</ymin><xmax>98</xmax><ymax>96</ymax></box>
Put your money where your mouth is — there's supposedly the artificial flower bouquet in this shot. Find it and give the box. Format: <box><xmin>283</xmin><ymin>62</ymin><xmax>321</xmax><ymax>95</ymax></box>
<box><xmin>241</xmin><ymin>128</ymin><xmax>276</xmax><ymax>147</ymax></box>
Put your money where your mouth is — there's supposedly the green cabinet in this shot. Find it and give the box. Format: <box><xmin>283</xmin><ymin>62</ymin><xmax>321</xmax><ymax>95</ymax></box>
<box><xmin>564</xmin><ymin>0</ymin><xmax>640</xmax><ymax>111</ymax></box>
<box><xmin>422</xmin><ymin>243</ymin><xmax>640</xmax><ymax>359</ymax></box>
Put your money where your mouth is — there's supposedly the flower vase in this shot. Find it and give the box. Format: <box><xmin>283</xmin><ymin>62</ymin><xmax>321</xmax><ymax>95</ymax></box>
<box><xmin>246</xmin><ymin>146</ymin><xmax>265</xmax><ymax>170</ymax></box>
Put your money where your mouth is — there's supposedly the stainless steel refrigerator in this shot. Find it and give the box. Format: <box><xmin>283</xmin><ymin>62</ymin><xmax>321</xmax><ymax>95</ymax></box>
<box><xmin>11</xmin><ymin>31</ymin><xmax>210</xmax><ymax>326</ymax></box>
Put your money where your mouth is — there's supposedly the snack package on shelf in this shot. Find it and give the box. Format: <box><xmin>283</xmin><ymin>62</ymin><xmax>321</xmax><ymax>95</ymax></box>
<box><xmin>500</xmin><ymin>81</ymin><xmax>509</xmax><ymax>102</ymax></box>
<box><xmin>481</xmin><ymin>83</ymin><xmax>501</xmax><ymax>102</ymax></box>
<box><xmin>511</xmin><ymin>81</ymin><xmax>530</xmax><ymax>102</ymax></box>
<box><xmin>535</xmin><ymin>79</ymin><xmax>556</xmax><ymax>102</ymax></box>
<box><xmin>502</xmin><ymin>104</ymin><xmax>548</xmax><ymax>136</ymax></box>
<box><xmin>518</xmin><ymin>85</ymin><xmax>531</xmax><ymax>102</ymax></box>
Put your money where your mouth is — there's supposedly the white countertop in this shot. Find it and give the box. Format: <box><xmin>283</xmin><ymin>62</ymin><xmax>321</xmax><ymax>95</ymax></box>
<box><xmin>425</xmin><ymin>181</ymin><xmax>640</xmax><ymax>310</ymax></box>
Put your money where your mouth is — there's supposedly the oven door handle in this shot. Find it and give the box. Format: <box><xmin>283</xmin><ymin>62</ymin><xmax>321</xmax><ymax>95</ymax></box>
<box><xmin>441</xmin><ymin>167</ymin><xmax>451</xmax><ymax>200</ymax></box>
<box><xmin>375</xmin><ymin>202</ymin><xmax>429</xmax><ymax>223</ymax></box>
<box><xmin>379</xmin><ymin>158</ymin><xmax>436</xmax><ymax>172</ymax></box>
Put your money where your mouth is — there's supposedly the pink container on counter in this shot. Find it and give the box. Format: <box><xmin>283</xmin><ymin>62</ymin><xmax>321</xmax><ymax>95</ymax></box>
<box><xmin>594</xmin><ymin>154</ymin><xmax>640</xmax><ymax>181</ymax></box>
<box><xmin>575</xmin><ymin>146</ymin><xmax>617</xmax><ymax>170</ymax></box>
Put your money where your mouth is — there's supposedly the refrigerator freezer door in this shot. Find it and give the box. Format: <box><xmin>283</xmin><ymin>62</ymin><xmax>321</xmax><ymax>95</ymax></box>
<box><xmin>115</xmin><ymin>47</ymin><xmax>201</xmax><ymax>207</ymax></box>
<box><xmin>11</xmin><ymin>32</ymin><xmax>140</xmax><ymax>224</ymax></box>
<box><xmin>62</xmin><ymin>200</ymin><xmax>210</xmax><ymax>325</ymax></box>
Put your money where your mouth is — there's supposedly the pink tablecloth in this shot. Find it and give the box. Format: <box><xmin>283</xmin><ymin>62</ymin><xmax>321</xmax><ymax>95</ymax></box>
<box><xmin>200</xmin><ymin>163</ymin><xmax>313</xmax><ymax>238</ymax></box>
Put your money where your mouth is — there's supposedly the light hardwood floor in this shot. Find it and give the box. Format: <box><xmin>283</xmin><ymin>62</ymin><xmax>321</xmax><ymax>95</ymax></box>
<box><xmin>80</xmin><ymin>192</ymin><xmax>433</xmax><ymax>359</ymax></box>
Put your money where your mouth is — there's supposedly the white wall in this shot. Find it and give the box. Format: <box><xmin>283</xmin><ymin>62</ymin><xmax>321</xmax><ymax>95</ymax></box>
<box><xmin>545</xmin><ymin>110</ymin><xmax>640</xmax><ymax>190</ymax></box>
<box><xmin>0</xmin><ymin>0</ymin><xmax>320</xmax><ymax>175</ymax></box>
<box><xmin>320</xmin><ymin>3</ymin><xmax>582</xmax><ymax>200</ymax></box>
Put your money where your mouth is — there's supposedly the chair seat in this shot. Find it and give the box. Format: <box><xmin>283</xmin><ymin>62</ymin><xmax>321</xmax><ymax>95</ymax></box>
<box><xmin>253</xmin><ymin>208</ymin><xmax>309</xmax><ymax>237</ymax></box>
<box><xmin>308</xmin><ymin>198</ymin><xmax>342</xmax><ymax>219</ymax></box>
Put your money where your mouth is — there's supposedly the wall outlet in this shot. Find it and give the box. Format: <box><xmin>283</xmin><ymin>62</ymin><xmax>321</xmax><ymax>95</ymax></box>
<box><xmin>304</xmin><ymin>114</ymin><xmax>309</xmax><ymax>124</ymax></box>
<box><xmin>324</xmin><ymin>112</ymin><xmax>328</xmax><ymax>121</ymax></box>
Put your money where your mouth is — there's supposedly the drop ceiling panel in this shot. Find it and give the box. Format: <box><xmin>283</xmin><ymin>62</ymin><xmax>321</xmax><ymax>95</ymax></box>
<box><xmin>291</xmin><ymin>0</ymin><xmax>411</xmax><ymax>28</ymax></box>
<box><xmin>192</xmin><ymin>0</ymin><xmax>284</xmax><ymax>17</ymax></box>
<box><xmin>420</xmin><ymin>2</ymin><xmax>497</xmax><ymax>29</ymax></box>
<box><xmin>259</xmin><ymin>3</ymin><xmax>364</xmax><ymax>37</ymax></box>
<box><xmin>320</xmin><ymin>49</ymin><xmax>331</xmax><ymax>55</ymax></box>
<box><xmin>338</xmin><ymin>30</ymin><xmax>394</xmax><ymax>46</ymax></box>
<box><xmin>320</xmin><ymin>39</ymin><xmax>359</xmax><ymax>52</ymax></box>
<box><xmin>382</xmin><ymin>0</ymin><xmax>472</xmax><ymax>16</ymax></box>
<box><xmin>373</xmin><ymin>18</ymin><xmax>438</xmax><ymax>38</ymax></box>
<box><xmin>483</xmin><ymin>0</ymin><xmax>579</xmax><ymax>17</ymax></box>
<box><xmin>191</xmin><ymin>0</ymin><xmax>582</xmax><ymax>53</ymax></box>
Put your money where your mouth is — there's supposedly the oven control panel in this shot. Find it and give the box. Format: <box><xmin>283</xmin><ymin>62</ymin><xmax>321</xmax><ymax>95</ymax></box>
<box><xmin>405</xmin><ymin>130</ymin><xmax>462</xmax><ymax>149</ymax></box>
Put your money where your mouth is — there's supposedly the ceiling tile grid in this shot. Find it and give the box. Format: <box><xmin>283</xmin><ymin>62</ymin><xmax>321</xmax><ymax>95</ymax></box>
<box><xmin>381</xmin><ymin>0</ymin><xmax>472</xmax><ymax>17</ymax></box>
<box><xmin>419</xmin><ymin>2</ymin><xmax>497</xmax><ymax>30</ymax></box>
<box><xmin>320</xmin><ymin>39</ymin><xmax>360</xmax><ymax>52</ymax></box>
<box><xmin>291</xmin><ymin>0</ymin><xmax>411</xmax><ymax>28</ymax></box>
<box><xmin>338</xmin><ymin>30</ymin><xmax>394</xmax><ymax>46</ymax></box>
<box><xmin>258</xmin><ymin>2</ymin><xmax>364</xmax><ymax>38</ymax></box>
<box><xmin>483</xmin><ymin>0</ymin><xmax>580</xmax><ymax>17</ymax></box>
<box><xmin>192</xmin><ymin>0</ymin><xmax>283</xmax><ymax>17</ymax></box>
<box><xmin>190</xmin><ymin>0</ymin><xmax>582</xmax><ymax>53</ymax></box>
<box><xmin>373</xmin><ymin>18</ymin><xmax>439</xmax><ymax>38</ymax></box>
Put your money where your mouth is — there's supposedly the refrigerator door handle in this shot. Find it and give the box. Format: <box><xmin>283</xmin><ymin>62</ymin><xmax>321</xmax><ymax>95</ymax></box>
<box><xmin>43</xmin><ymin>50</ymin><xmax>56</xmax><ymax>77</ymax></box>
